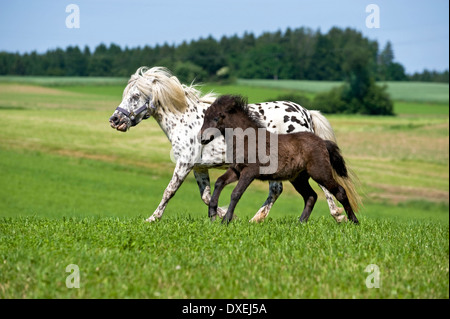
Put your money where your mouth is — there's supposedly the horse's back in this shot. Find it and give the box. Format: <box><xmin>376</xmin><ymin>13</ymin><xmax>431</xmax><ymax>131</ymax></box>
<box><xmin>248</xmin><ymin>101</ymin><xmax>313</xmax><ymax>134</ymax></box>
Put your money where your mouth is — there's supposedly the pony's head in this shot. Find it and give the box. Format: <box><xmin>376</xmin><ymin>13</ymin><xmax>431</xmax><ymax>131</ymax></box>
<box><xmin>200</xmin><ymin>95</ymin><xmax>249</xmax><ymax>145</ymax></box>
<box><xmin>109</xmin><ymin>66</ymin><xmax>189</xmax><ymax>132</ymax></box>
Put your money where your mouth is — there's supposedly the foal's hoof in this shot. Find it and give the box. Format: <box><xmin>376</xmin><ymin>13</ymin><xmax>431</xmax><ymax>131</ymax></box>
<box><xmin>221</xmin><ymin>216</ymin><xmax>233</xmax><ymax>225</ymax></box>
<box><xmin>209</xmin><ymin>207</ymin><xmax>218</xmax><ymax>221</ymax></box>
<box><xmin>299</xmin><ymin>217</ymin><xmax>309</xmax><ymax>223</ymax></box>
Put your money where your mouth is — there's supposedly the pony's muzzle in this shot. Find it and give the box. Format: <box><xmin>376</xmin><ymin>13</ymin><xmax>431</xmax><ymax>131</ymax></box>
<box><xmin>109</xmin><ymin>113</ymin><xmax>129</xmax><ymax>132</ymax></box>
<box><xmin>109</xmin><ymin>114</ymin><xmax>120</xmax><ymax>127</ymax></box>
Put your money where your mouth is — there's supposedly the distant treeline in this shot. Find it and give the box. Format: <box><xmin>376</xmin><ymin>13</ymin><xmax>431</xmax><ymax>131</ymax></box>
<box><xmin>0</xmin><ymin>27</ymin><xmax>448</xmax><ymax>83</ymax></box>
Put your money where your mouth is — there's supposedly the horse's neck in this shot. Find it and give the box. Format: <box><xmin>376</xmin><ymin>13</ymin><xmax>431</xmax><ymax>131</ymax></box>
<box><xmin>227</xmin><ymin>113</ymin><xmax>273</xmax><ymax>165</ymax></box>
<box><xmin>230</xmin><ymin>110</ymin><xmax>271</xmax><ymax>145</ymax></box>
<box><xmin>153</xmin><ymin>98</ymin><xmax>210</xmax><ymax>143</ymax></box>
<box><xmin>236</xmin><ymin>110</ymin><xmax>263</xmax><ymax>131</ymax></box>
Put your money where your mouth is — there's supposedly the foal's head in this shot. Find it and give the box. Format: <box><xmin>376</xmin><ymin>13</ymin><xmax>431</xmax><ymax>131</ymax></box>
<box><xmin>200</xmin><ymin>95</ymin><xmax>249</xmax><ymax>145</ymax></box>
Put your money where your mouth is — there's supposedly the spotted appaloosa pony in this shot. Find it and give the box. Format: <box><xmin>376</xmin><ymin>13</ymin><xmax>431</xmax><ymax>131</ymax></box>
<box><xmin>200</xmin><ymin>95</ymin><xmax>361</xmax><ymax>224</ymax></box>
<box><xmin>109</xmin><ymin>66</ymin><xmax>347</xmax><ymax>223</ymax></box>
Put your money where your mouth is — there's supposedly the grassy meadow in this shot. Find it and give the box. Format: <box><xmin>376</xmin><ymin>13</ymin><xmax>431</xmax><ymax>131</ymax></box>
<box><xmin>0</xmin><ymin>77</ymin><xmax>448</xmax><ymax>299</ymax></box>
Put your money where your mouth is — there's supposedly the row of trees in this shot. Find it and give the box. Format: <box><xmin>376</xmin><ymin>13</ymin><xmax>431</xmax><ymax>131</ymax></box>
<box><xmin>1</xmin><ymin>27</ymin><xmax>447</xmax><ymax>83</ymax></box>
<box><xmin>409</xmin><ymin>69</ymin><xmax>449</xmax><ymax>83</ymax></box>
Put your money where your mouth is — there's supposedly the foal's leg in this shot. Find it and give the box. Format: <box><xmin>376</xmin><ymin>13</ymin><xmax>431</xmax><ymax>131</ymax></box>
<box><xmin>146</xmin><ymin>161</ymin><xmax>193</xmax><ymax>222</ymax></box>
<box><xmin>249</xmin><ymin>181</ymin><xmax>283</xmax><ymax>223</ymax></box>
<box><xmin>318</xmin><ymin>184</ymin><xmax>347</xmax><ymax>223</ymax></box>
<box><xmin>223</xmin><ymin>171</ymin><xmax>255</xmax><ymax>224</ymax></box>
<box><xmin>290</xmin><ymin>172</ymin><xmax>318</xmax><ymax>223</ymax></box>
<box><xmin>310</xmin><ymin>167</ymin><xmax>359</xmax><ymax>224</ymax></box>
<box><xmin>209</xmin><ymin>168</ymin><xmax>239</xmax><ymax>220</ymax></box>
<box><xmin>330</xmin><ymin>184</ymin><xmax>359</xmax><ymax>224</ymax></box>
<box><xmin>193</xmin><ymin>167</ymin><xmax>227</xmax><ymax>219</ymax></box>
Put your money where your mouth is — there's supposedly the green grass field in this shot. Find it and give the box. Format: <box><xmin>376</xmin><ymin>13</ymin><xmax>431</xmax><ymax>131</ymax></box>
<box><xmin>0</xmin><ymin>77</ymin><xmax>448</xmax><ymax>298</ymax></box>
<box><xmin>237</xmin><ymin>79</ymin><xmax>450</xmax><ymax>104</ymax></box>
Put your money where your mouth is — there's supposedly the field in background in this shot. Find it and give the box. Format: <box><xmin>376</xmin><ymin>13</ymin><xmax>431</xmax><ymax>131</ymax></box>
<box><xmin>0</xmin><ymin>77</ymin><xmax>448</xmax><ymax>298</ymax></box>
<box><xmin>2</xmin><ymin>75</ymin><xmax>448</xmax><ymax>105</ymax></box>
<box><xmin>0</xmin><ymin>75</ymin><xmax>129</xmax><ymax>87</ymax></box>
<box><xmin>237</xmin><ymin>79</ymin><xmax>450</xmax><ymax>104</ymax></box>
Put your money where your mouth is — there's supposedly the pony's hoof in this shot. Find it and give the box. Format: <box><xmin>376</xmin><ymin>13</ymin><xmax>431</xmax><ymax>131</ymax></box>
<box><xmin>145</xmin><ymin>216</ymin><xmax>158</xmax><ymax>223</ymax></box>
<box><xmin>249</xmin><ymin>207</ymin><xmax>269</xmax><ymax>223</ymax></box>
<box><xmin>249</xmin><ymin>214</ymin><xmax>265</xmax><ymax>223</ymax></box>
<box><xmin>335</xmin><ymin>214</ymin><xmax>348</xmax><ymax>223</ymax></box>
<box><xmin>216</xmin><ymin>206</ymin><xmax>238</xmax><ymax>221</ymax></box>
<box><xmin>216</xmin><ymin>206</ymin><xmax>227</xmax><ymax>218</ymax></box>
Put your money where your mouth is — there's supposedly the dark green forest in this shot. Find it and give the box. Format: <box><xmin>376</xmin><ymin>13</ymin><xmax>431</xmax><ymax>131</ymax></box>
<box><xmin>1</xmin><ymin>27</ymin><xmax>448</xmax><ymax>83</ymax></box>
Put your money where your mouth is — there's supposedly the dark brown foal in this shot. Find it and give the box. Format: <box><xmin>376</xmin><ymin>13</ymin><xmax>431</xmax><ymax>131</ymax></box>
<box><xmin>200</xmin><ymin>95</ymin><xmax>360</xmax><ymax>224</ymax></box>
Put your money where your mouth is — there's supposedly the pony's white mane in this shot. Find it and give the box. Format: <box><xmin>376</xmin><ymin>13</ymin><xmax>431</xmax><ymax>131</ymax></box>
<box><xmin>124</xmin><ymin>66</ymin><xmax>217</xmax><ymax>114</ymax></box>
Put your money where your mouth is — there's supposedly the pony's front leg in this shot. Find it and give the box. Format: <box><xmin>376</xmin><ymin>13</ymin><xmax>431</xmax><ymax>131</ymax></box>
<box><xmin>145</xmin><ymin>162</ymin><xmax>193</xmax><ymax>223</ymax></box>
<box><xmin>249</xmin><ymin>181</ymin><xmax>283</xmax><ymax>223</ymax></box>
<box><xmin>193</xmin><ymin>168</ymin><xmax>227</xmax><ymax>219</ymax></box>
<box><xmin>319</xmin><ymin>184</ymin><xmax>347</xmax><ymax>223</ymax></box>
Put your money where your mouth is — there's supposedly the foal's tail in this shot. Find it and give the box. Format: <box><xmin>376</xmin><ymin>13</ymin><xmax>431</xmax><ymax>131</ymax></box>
<box><xmin>311</xmin><ymin>110</ymin><xmax>362</xmax><ymax>212</ymax></box>
<box><xmin>325</xmin><ymin>140</ymin><xmax>362</xmax><ymax>213</ymax></box>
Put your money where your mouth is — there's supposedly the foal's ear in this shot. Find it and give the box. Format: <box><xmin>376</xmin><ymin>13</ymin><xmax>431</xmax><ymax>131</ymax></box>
<box><xmin>224</xmin><ymin>95</ymin><xmax>239</xmax><ymax>114</ymax></box>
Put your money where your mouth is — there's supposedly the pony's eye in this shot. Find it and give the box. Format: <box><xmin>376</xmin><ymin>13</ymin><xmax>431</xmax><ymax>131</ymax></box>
<box><xmin>213</xmin><ymin>117</ymin><xmax>220</xmax><ymax>122</ymax></box>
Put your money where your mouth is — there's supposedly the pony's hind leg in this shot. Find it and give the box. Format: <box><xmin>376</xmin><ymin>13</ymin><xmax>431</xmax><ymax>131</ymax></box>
<box><xmin>319</xmin><ymin>184</ymin><xmax>347</xmax><ymax>223</ymax></box>
<box><xmin>290</xmin><ymin>171</ymin><xmax>318</xmax><ymax>223</ymax></box>
<box><xmin>249</xmin><ymin>181</ymin><xmax>283</xmax><ymax>223</ymax></box>
<box><xmin>193</xmin><ymin>168</ymin><xmax>227</xmax><ymax>219</ymax></box>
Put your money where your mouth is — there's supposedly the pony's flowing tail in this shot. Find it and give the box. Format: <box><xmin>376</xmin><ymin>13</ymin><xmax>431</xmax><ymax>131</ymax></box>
<box><xmin>324</xmin><ymin>140</ymin><xmax>362</xmax><ymax>213</ymax></box>
<box><xmin>310</xmin><ymin>110</ymin><xmax>337</xmax><ymax>142</ymax></box>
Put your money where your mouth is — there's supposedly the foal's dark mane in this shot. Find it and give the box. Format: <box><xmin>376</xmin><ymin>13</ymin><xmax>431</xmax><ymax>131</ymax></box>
<box><xmin>222</xmin><ymin>95</ymin><xmax>266</xmax><ymax>129</ymax></box>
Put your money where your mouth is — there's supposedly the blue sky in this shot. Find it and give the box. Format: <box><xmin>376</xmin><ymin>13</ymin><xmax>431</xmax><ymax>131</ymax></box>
<box><xmin>0</xmin><ymin>0</ymin><xmax>448</xmax><ymax>74</ymax></box>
